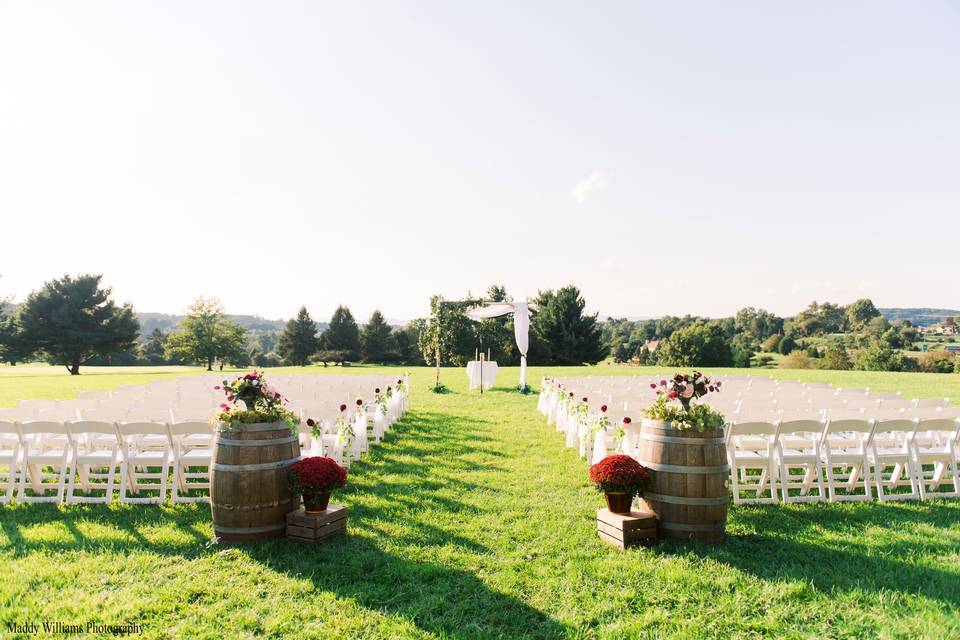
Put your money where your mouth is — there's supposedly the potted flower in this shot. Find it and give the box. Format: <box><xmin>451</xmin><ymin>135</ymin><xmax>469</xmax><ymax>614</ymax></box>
<box><xmin>589</xmin><ymin>454</ymin><xmax>651</xmax><ymax>514</ymax></box>
<box><xmin>287</xmin><ymin>456</ymin><xmax>348</xmax><ymax>513</ymax></box>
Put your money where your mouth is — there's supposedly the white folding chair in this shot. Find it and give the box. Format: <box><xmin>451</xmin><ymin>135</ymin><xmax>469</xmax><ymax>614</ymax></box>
<box><xmin>820</xmin><ymin>419</ymin><xmax>876</xmax><ymax>502</ymax></box>
<box><xmin>869</xmin><ymin>418</ymin><xmax>920</xmax><ymax>502</ymax></box>
<box><xmin>776</xmin><ymin>420</ymin><xmax>827</xmax><ymax>503</ymax></box>
<box><xmin>0</xmin><ymin>421</ymin><xmax>22</xmax><ymax>503</ymax></box>
<box><xmin>65</xmin><ymin>421</ymin><xmax>121</xmax><ymax>504</ymax></box>
<box><xmin>117</xmin><ymin>422</ymin><xmax>171</xmax><ymax>504</ymax></box>
<box><xmin>17</xmin><ymin>421</ymin><xmax>72</xmax><ymax>503</ymax></box>
<box><xmin>167</xmin><ymin>422</ymin><xmax>212</xmax><ymax>503</ymax></box>
<box><xmin>913</xmin><ymin>418</ymin><xmax>960</xmax><ymax>500</ymax></box>
<box><xmin>727</xmin><ymin>421</ymin><xmax>780</xmax><ymax>505</ymax></box>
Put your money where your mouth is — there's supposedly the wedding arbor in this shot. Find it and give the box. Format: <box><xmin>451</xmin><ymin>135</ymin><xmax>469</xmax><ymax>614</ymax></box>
<box><xmin>466</xmin><ymin>301</ymin><xmax>530</xmax><ymax>389</ymax></box>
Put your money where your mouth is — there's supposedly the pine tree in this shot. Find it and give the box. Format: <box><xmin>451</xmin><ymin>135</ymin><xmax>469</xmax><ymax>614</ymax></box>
<box><xmin>277</xmin><ymin>306</ymin><xmax>320</xmax><ymax>366</ymax></box>
<box><xmin>530</xmin><ymin>286</ymin><xmax>608</xmax><ymax>365</ymax></box>
<box><xmin>140</xmin><ymin>328</ymin><xmax>169</xmax><ymax>365</ymax></box>
<box><xmin>18</xmin><ymin>274</ymin><xmax>140</xmax><ymax>374</ymax></box>
<box><xmin>362</xmin><ymin>310</ymin><xmax>394</xmax><ymax>363</ymax></box>
<box><xmin>321</xmin><ymin>305</ymin><xmax>361</xmax><ymax>359</ymax></box>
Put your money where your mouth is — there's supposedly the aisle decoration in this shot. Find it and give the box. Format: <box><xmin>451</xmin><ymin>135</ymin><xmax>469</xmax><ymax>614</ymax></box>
<box><xmin>612</xmin><ymin>415</ymin><xmax>629</xmax><ymax>453</ymax></box>
<box><xmin>644</xmin><ymin>372</ymin><xmax>725</xmax><ymax>431</ymax></box>
<box><xmin>589</xmin><ymin>454</ymin><xmax>651</xmax><ymax>514</ymax></box>
<box><xmin>212</xmin><ymin>371</ymin><xmax>299</xmax><ymax>434</ymax></box>
<box><xmin>287</xmin><ymin>456</ymin><xmax>348</xmax><ymax>513</ymax></box>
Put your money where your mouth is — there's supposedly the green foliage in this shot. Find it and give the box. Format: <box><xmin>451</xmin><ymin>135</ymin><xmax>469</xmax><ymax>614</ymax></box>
<box><xmin>394</xmin><ymin>320</ymin><xmax>426</xmax><ymax>365</ymax></box>
<box><xmin>18</xmin><ymin>273</ymin><xmax>139</xmax><ymax>375</ymax></box>
<box><xmin>778</xmin><ymin>335</ymin><xmax>797</xmax><ymax>355</ymax></box>
<box><xmin>643</xmin><ymin>394</ymin><xmax>725</xmax><ymax>432</ymax></box>
<box><xmin>761</xmin><ymin>333</ymin><xmax>782</xmax><ymax>353</ymax></box>
<box><xmin>729</xmin><ymin>334</ymin><xmax>756</xmax><ymax>368</ymax></box>
<box><xmin>794</xmin><ymin>301</ymin><xmax>847</xmax><ymax>337</ymax></box>
<box><xmin>821</xmin><ymin>341</ymin><xmax>853</xmax><ymax>371</ymax></box>
<box><xmin>0</xmin><ymin>305</ymin><xmax>36</xmax><ymax>365</ymax></box>
<box><xmin>139</xmin><ymin>328</ymin><xmax>170</xmax><ymax>365</ymax></box>
<box><xmin>656</xmin><ymin>322</ymin><xmax>733</xmax><ymax>367</ymax></box>
<box><xmin>780</xmin><ymin>350</ymin><xmax>816</xmax><ymax>369</ymax></box>
<box><xmin>277</xmin><ymin>306</ymin><xmax>320</xmax><ymax>366</ymax></box>
<box><xmin>530</xmin><ymin>286</ymin><xmax>607</xmax><ymax>365</ymax></box>
<box><xmin>916</xmin><ymin>351</ymin><xmax>957</xmax><ymax>374</ymax></box>
<box><xmin>846</xmin><ymin>298</ymin><xmax>881</xmax><ymax>330</ymax></box>
<box><xmin>361</xmin><ymin>310</ymin><xmax>396</xmax><ymax>363</ymax></box>
<box><xmin>322</xmin><ymin>305</ymin><xmax>361</xmax><ymax>358</ymax></box>
<box><xmin>164</xmin><ymin>297</ymin><xmax>248</xmax><ymax>371</ymax></box>
<box><xmin>735</xmin><ymin>307</ymin><xmax>783</xmax><ymax>343</ymax></box>
<box><xmin>855</xmin><ymin>339</ymin><xmax>905</xmax><ymax>372</ymax></box>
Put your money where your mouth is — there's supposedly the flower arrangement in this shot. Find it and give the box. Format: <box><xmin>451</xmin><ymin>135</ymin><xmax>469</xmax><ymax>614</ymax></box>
<box><xmin>613</xmin><ymin>416</ymin><xmax>629</xmax><ymax>451</ymax></box>
<box><xmin>396</xmin><ymin>378</ymin><xmax>407</xmax><ymax>394</ymax></box>
<box><xmin>337</xmin><ymin>400</ymin><xmax>359</xmax><ymax>447</ymax></box>
<box><xmin>212</xmin><ymin>371</ymin><xmax>299</xmax><ymax>434</ymax></box>
<box><xmin>287</xmin><ymin>456</ymin><xmax>347</xmax><ymax>512</ymax></box>
<box><xmin>589</xmin><ymin>454</ymin><xmax>651</xmax><ymax>497</ymax></box>
<box><xmin>374</xmin><ymin>387</ymin><xmax>388</xmax><ymax>415</ymax></box>
<box><xmin>643</xmin><ymin>372</ymin><xmax>725</xmax><ymax>431</ymax></box>
<box><xmin>591</xmin><ymin>404</ymin><xmax>611</xmax><ymax>438</ymax></box>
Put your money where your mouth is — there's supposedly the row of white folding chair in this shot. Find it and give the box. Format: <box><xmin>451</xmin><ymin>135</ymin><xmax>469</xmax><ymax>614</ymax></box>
<box><xmin>0</xmin><ymin>420</ymin><xmax>212</xmax><ymax>504</ymax></box>
<box><xmin>727</xmin><ymin>418</ymin><xmax>960</xmax><ymax>504</ymax></box>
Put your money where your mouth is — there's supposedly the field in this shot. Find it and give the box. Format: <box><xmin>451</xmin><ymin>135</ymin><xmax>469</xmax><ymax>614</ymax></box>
<box><xmin>1</xmin><ymin>364</ymin><xmax>960</xmax><ymax>639</ymax></box>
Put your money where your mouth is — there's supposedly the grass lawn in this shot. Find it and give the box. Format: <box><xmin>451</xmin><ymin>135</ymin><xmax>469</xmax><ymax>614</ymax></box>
<box><xmin>1</xmin><ymin>364</ymin><xmax>959</xmax><ymax>638</ymax></box>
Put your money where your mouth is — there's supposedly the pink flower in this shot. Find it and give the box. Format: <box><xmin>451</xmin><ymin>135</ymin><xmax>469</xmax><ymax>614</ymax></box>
<box><xmin>649</xmin><ymin>383</ymin><xmax>657</xmax><ymax>389</ymax></box>
<box><xmin>214</xmin><ymin>385</ymin><xmax>221</xmax><ymax>390</ymax></box>
<box><xmin>682</xmin><ymin>386</ymin><xmax>694</xmax><ymax>399</ymax></box>
<box><xmin>659</xmin><ymin>380</ymin><xmax>667</xmax><ymax>386</ymax></box>
<box><xmin>667</xmin><ymin>391</ymin><xmax>678</xmax><ymax>399</ymax></box>
<box><xmin>219</xmin><ymin>403</ymin><xmax>230</xmax><ymax>411</ymax></box>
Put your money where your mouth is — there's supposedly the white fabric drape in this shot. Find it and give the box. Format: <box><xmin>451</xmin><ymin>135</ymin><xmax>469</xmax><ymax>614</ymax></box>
<box><xmin>466</xmin><ymin>301</ymin><xmax>530</xmax><ymax>388</ymax></box>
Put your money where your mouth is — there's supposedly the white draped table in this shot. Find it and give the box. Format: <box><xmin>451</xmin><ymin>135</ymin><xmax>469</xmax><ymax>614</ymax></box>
<box><xmin>466</xmin><ymin>361</ymin><xmax>499</xmax><ymax>390</ymax></box>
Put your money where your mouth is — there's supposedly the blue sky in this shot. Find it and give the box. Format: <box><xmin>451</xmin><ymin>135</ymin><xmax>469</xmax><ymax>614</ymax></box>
<box><xmin>1</xmin><ymin>2</ymin><xmax>957</xmax><ymax>321</ymax></box>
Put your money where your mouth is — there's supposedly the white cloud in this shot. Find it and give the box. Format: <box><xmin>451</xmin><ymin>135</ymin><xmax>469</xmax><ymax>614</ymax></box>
<box><xmin>571</xmin><ymin>171</ymin><xmax>608</xmax><ymax>203</ymax></box>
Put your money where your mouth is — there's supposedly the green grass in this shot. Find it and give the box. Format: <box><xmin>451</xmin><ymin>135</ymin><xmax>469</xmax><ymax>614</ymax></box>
<box><xmin>1</xmin><ymin>364</ymin><xmax>960</xmax><ymax>638</ymax></box>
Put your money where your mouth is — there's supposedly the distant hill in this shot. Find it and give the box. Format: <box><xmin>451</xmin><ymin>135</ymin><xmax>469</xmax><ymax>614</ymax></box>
<box><xmin>879</xmin><ymin>308</ymin><xmax>959</xmax><ymax>327</ymax></box>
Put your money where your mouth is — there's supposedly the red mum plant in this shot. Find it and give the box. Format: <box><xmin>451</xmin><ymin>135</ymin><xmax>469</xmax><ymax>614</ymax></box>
<box><xmin>288</xmin><ymin>456</ymin><xmax>347</xmax><ymax>504</ymax></box>
<box><xmin>589</xmin><ymin>454</ymin><xmax>651</xmax><ymax>497</ymax></box>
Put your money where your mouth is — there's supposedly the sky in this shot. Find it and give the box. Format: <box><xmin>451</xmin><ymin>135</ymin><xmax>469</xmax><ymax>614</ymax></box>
<box><xmin>1</xmin><ymin>1</ymin><xmax>958</xmax><ymax>322</ymax></box>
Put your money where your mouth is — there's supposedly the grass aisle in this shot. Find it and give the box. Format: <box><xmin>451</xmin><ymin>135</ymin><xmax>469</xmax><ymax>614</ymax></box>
<box><xmin>1</xmin><ymin>366</ymin><xmax>959</xmax><ymax>638</ymax></box>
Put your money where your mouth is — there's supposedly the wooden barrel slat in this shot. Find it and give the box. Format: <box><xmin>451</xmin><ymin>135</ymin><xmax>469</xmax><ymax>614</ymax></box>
<box><xmin>638</xmin><ymin>418</ymin><xmax>728</xmax><ymax>543</ymax></box>
<box><xmin>210</xmin><ymin>422</ymin><xmax>301</xmax><ymax>542</ymax></box>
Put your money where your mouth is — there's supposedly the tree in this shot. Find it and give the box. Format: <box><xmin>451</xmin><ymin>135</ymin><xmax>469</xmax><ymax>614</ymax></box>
<box><xmin>419</xmin><ymin>295</ymin><xmax>478</xmax><ymax>387</ymax></box>
<box><xmin>18</xmin><ymin>274</ymin><xmax>139</xmax><ymax>375</ymax></box>
<box><xmin>846</xmin><ymin>298</ymin><xmax>881</xmax><ymax>330</ymax></box>
<box><xmin>761</xmin><ymin>334</ymin><xmax>782</xmax><ymax>353</ymax></box>
<box><xmin>729</xmin><ymin>334</ymin><xmax>756</xmax><ymax>368</ymax></box>
<box><xmin>735</xmin><ymin>307</ymin><xmax>783</xmax><ymax>344</ymax></box>
<box><xmin>361</xmin><ymin>310</ymin><xmax>395</xmax><ymax>363</ymax></box>
<box><xmin>321</xmin><ymin>306</ymin><xmax>361</xmax><ymax>359</ymax></box>
<box><xmin>395</xmin><ymin>320</ymin><xmax>426</xmax><ymax>365</ymax></box>
<box><xmin>855</xmin><ymin>339</ymin><xmax>904</xmax><ymax>372</ymax></box>
<box><xmin>655</xmin><ymin>322</ymin><xmax>733</xmax><ymax>367</ymax></box>
<box><xmin>277</xmin><ymin>306</ymin><xmax>320</xmax><ymax>366</ymax></box>
<box><xmin>821</xmin><ymin>341</ymin><xmax>852</xmax><ymax>371</ymax></box>
<box><xmin>164</xmin><ymin>297</ymin><xmax>248</xmax><ymax>371</ymax></box>
<box><xmin>140</xmin><ymin>328</ymin><xmax>169</xmax><ymax>365</ymax></box>
<box><xmin>530</xmin><ymin>286</ymin><xmax>607</xmax><ymax>365</ymax></box>
<box><xmin>778</xmin><ymin>335</ymin><xmax>797</xmax><ymax>355</ymax></box>
<box><xmin>476</xmin><ymin>284</ymin><xmax>516</xmax><ymax>364</ymax></box>
<box><xmin>794</xmin><ymin>301</ymin><xmax>847</xmax><ymax>336</ymax></box>
<box><xmin>0</xmin><ymin>302</ymin><xmax>35</xmax><ymax>365</ymax></box>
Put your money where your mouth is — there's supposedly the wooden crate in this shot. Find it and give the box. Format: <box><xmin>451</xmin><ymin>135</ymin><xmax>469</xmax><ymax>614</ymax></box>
<box><xmin>286</xmin><ymin>505</ymin><xmax>347</xmax><ymax>543</ymax></box>
<box><xmin>597</xmin><ymin>508</ymin><xmax>657</xmax><ymax>549</ymax></box>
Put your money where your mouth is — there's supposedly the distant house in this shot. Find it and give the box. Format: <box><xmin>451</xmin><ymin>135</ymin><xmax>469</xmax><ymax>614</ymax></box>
<box><xmin>645</xmin><ymin>340</ymin><xmax>659</xmax><ymax>353</ymax></box>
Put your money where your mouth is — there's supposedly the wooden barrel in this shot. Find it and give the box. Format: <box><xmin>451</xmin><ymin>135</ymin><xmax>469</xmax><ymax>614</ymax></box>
<box><xmin>210</xmin><ymin>422</ymin><xmax>301</xmax><ymax>542</ymax></box>
<box><xmin>636</xmin><ymin>419</ymin><xmax>728</xmax><ymax>543</ymax></box>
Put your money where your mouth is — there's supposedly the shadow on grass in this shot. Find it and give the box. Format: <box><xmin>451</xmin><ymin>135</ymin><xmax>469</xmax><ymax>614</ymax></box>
<box><xmin>657</xmin><ymin>501</ymin><xmax>960</xmax><ymax>606</ymax></box>
<box><xmin>0</xmin><ymin>407</ymin><xmax>566</xmax><ymax>639</ymax></box>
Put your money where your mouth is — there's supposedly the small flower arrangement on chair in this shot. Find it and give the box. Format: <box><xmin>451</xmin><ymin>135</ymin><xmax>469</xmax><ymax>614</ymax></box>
<box><xmin>287</xmin><ymin>456</ymin><xmax>348</xmax><ymax>513</ymax></box>
<box><xmin>589</xmin><ymin>454</ymin><xmax>651</xmax><ymax>514</ymax></box>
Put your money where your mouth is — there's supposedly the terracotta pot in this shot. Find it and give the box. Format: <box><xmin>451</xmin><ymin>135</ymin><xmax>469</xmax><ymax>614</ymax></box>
<box><xmin>604</xmin><ymin>492</ymin><xmax>633</xmax><ymax>514</ymax></box>
<box><xmin>304</xmin><ymin>492</ymin><xmax>331</xmax><ymax>514</ymax></box>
